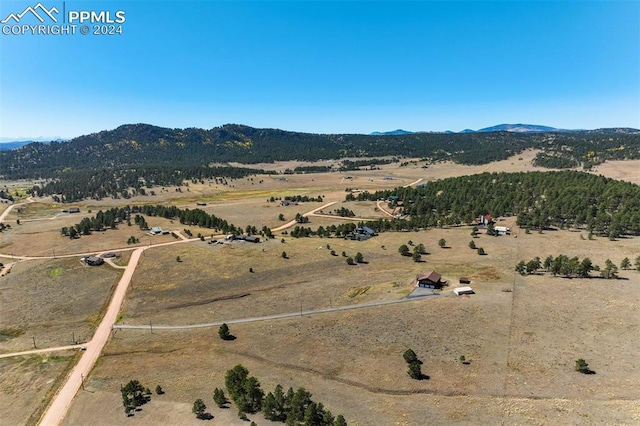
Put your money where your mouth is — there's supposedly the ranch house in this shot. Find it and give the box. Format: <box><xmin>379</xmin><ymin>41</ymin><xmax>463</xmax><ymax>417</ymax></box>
<box><xmin>416</xmin><ymin>271</ymin><xmax>443</xmax><ymax>289</ymax></box>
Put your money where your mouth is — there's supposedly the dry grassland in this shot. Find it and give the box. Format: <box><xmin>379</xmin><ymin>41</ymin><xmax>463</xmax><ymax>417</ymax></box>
<box><xmin>66</xmin><ymin>223</ymin><xmax>640</xmax><ymax>425</ymax></box>
<box><xmin>1</xmin><ymin>155</ymin><xmax>640</xmax><ymax>425</ymax></box>
<box><xmin>0</xmin><ymin>352</ymin><xmax>78</xmax><ymax>426</ymax></box>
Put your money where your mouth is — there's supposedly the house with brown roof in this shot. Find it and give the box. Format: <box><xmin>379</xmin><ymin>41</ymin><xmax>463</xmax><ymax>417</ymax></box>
<box><xmin>416</xmin><ymin>271</ymin><xmax>443</xmax><ymax>289</ymax></box>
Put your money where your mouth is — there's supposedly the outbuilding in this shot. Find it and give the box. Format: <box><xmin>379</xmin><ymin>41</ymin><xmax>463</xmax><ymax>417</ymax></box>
<box><xmin>454</xmin><ymin>286</ymin><xmax>474</xmax><ymax>295</ymax></box>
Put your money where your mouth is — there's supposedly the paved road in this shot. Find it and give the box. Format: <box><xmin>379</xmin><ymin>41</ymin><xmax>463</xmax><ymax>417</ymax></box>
<box><xmin>37</xmin><ymin>247</ymin><xmax>145</xmax><ymax>426</ymax></box>
<box><xmin>114</xmin><ymin>294</ymin><xmax>439</xmax><ymax>331</ymax></box>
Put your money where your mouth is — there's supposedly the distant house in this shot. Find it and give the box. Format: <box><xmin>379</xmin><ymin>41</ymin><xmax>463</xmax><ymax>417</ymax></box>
<box><xmin>459</xmin><ymin>277</ymin><xmax>471</xmax><ymax>284</ymax></box>
<box><xmin>416</xmin><ymin>271</ymin><xmax>443</xmax><ymax>289</ymax></box>
<box><xmin>244</xmin><ymin>236</ymin><xmax>260</xmax><ymax>243</ymax></box>
<box><xmin>280</xmin><ymin>200</ymin><xmax>298</xmax><ymax>206</ymax></box>
<box><xmin>151</xmin><ymin>226</ymin><xmax>163</xmax><ymax>235</ymax></box>
<box><xmin>476</xmin><ymin>215</ymin><xmax>493</xmax><ymax>226</ymax></box>
<box><xmin>356</xmin><ymin>226</ymin><xmax>376</xmax><ymax>237</ymax></box>
<box><xmin>196</xmin><ymin>202</ymin><xmax>207</xmax><ymax>206</ymax></box>
<box><xmin>454</xmin><ymin>286</ymin><xmax>474</xmax><ymax>296</ymax></box>
<box><xmin>68</xmin><ymin>207</ymin><xmax>80</xmax><ymax>213</ymax></box>
<box><xmin>84</xmin><ymin>256</ymin><xmax>104</xmax><ymax>266</ymax></box>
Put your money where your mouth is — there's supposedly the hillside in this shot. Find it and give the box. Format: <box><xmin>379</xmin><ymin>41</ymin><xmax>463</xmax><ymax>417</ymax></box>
<box><xmin>0</xmin><ymin>123</ymin><xmax>638</xmax><ymax>202</ymax></box>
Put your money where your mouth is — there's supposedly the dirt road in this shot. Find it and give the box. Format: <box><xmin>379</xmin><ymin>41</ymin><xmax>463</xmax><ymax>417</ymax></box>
<box><xmin>37</xmin><ymin>247</ymin><xmax>145</xmax><ymax>426</ymax></box>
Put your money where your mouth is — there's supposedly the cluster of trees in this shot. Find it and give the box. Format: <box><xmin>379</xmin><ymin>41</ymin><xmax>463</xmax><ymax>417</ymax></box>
<box><xmin>532</xmin><ymin>152</ymin><xmax>580</xmax><ymax>169</ymax></box>
<box><xmin>398</xmin><ymin>242</ymin><xmax>426</xmax><ymax>262</ymax></box>
<box><xmin>338</xmin><ymin>158</ymin><xmax>395</xmax><ymax>171</ymax></box>
<box><xmin>403</xmin><ymin>349</ymin><xmax>426</xmax><ymax>380</ymax></box>
<box><xmin>28</xmin><ymin>166</ymin><xmax>269</xmax><ymax>202</ymax></box>
<box><xmin>289</xmin><ymin>223</ymin><xmax>372</xmax><ymax>239</ymax></box>
<box><xmin>295</xmin><ymin>213</ymin><xmax>310</xmax><ymax>224</ymax></box>
<box><xmin>120</xmin><ymin>380</ymin><xmax>155</xmax><ymax>416</ymax></box>
<box><xmin>285</xmin><ymin>195</ymin><xmax>324</xmax><ymax>202</ymax></box>
<box><xmin>516</xmin><ymin>254</ymin><xmax>627</xmax><ymax>279</ymax></box>
<box><xmin>0</xmin><ymin>190</ymin><xmax>14</xmax><ymax>202</ymax></box>
<box><xmin>332</xmin><ymin>207</ymin><xmax>355</xmax><ymax>217</ymax></box>
<box><xmin>354</xmin><ymin>171</ymin><xmax>640</xmax><ymax>237</ymax></box>
<box><xmin>216</xmin><ymin>365</ymin><xmax>347</xmax><ymax>424</ymax></box>
<box><xmin>262</xmin><ymin>384</ymin><xmax>346</xmax><ymax>425</ymax></box>
<box><xmin>62</xmin><ymin>204</ymin><xmax>263</xmax><ymax>238</ymax></box>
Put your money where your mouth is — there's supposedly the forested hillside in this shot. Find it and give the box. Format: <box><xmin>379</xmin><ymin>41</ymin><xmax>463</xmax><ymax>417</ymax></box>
<box><xmin>0</xmin><ymin>124</ymin><xmax>638</xmax><ymax>202</ymax></box>
<box><xmin>353</xmin><ymin>171</ymin><xmax>640</xmax><ymax>237</ymax></box>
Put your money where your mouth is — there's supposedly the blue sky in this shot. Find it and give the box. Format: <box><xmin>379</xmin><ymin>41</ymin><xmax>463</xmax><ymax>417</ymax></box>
<box><xmin>1</xmin><ymin>0</ymin><xmax>638</xmax><ymax>139</ymax></box>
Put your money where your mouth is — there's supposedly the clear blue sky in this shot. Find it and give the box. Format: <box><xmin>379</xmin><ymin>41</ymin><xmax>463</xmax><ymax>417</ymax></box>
<box><xmin>1</xmin><ymin>0</ymin><xmax>638</xmax><ymax>139</ymax></box>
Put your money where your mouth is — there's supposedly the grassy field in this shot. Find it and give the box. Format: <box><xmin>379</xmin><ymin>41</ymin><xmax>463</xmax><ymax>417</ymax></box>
<box><xmin>1</xmin><ymin>156</ymin><xmax>640</xmax><ymax>425</ymax></box>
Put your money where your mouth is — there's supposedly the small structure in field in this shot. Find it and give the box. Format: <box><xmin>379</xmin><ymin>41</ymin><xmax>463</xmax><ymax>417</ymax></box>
<box><xmin>68</xmin><ymin>207</ymin><xmax>80</xmax><ymax>213</ymax></box>
<box><xmin>454</xmin><ymin>286</ymin><xmax>474</xmax><ymax>296</ymax></box>
<box><xmin>83</xmin><ymin>256</ymin><xmax>104</xmax><ymax>266</ymax></box>
<box><xmin>416</xmin><ymin>271</ymin><xmax>443</xmax><ymax>289</ymax></box>
<box><xmin>459</xmin><ymin>277</ymin><xmax>471</xmax><ymax>284</ymax></box>
<box><xmin>494</xmin><ymin>226</ymin><xmax>510</xmax><ymax>235</ymax></box>
<box><xmin>196</xmin><ymin>202</ymin><xmax>207</xmax><ymax>206</ymax></box>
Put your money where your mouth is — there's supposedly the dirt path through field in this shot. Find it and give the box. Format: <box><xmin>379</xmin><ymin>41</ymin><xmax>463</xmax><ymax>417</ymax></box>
<box><xmin>37</xmin><ymin>247</ymin><xmax>145</xmax><ymax>425</ymax></box>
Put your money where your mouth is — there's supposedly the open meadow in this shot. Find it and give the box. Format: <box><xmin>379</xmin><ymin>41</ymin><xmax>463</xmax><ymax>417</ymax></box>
<box><xmin>0</xmin><ymin>155</ymin><xmax>639</xmax><ymax>425</ymax></box>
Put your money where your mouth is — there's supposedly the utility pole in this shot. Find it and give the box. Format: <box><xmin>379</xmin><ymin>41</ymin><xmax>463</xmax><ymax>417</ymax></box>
<box><xmin>150</xmin><ymin>320</ymin><xmax>153</xmax><ymax>334</ymax></box>
<box><xmin>72</xmin><ymin>331</ymin><xmax>75</xmax><ymax>344</ymax></box>
<box><xmin>80</xmin><ymin>373</ymin><xmax>85</xmax><ymax>390</ymax></box>
<box><xmin>32</xmin><ymin>336</ymin><xmax>36</xmax><ymax>348</ymax></box>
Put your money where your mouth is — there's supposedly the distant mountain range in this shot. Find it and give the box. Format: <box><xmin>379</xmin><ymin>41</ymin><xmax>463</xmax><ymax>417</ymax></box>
<box><xmin>0</xmin><ymin>139</ymin><xmax>65</xmax><ymax>151</ymax></box>
<box><xmin>370</xmin><ymin>129</ymin><xmax>414</xmax><ymax>136</ymax></box>
<box><xmin>372</xmin><ymin>124</ymin><xmax>640</xmax><ymax>135</ymax></box>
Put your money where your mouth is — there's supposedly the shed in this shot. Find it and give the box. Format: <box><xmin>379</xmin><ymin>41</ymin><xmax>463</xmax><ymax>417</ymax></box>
<box><xmin>244</xmin><ymin>236</ymin><xmax>260</xmax><ymax>243</ymax></box>
<box><xmin>151</xmin><ymin>226</ymin><xmax>163</xmax><ymax>235</ymax></box>
<box><xmin>68</xmin><ymin>207</ymin><xmax>80</xmax><ymax>213</ymax></box>
<box><xmin>459</xmin><ymin>277</ymin><xmax>471</xmax><ymax>284</ymax></box>
<box><xmin>416</xmin><ymin>271</ymin><xmax>443</xmax><ymax>289</ymax></box>
<box><xmin>454</xmin><ymin>286</ymin><xmax>474</xmax><ymax>295</ymax></box>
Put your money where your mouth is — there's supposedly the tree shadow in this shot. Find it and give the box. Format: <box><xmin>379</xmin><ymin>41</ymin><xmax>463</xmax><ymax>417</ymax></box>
<box><xmin>197</xmin><ymin>413</ymin><xmax>214</xmax><ymax>420</ymax></box>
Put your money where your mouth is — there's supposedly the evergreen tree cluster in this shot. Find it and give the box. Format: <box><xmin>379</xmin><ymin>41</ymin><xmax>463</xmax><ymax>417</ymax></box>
<box><xmin>62</xmin><ymin>204</ymin><xmax>263</xmax><ymax>238</ymax></box>
<box><xmin>222</xmin><ymin>365</ymin><xmax>347</xmax><ymax>425</ymax></box>
<box><xmin>516</xmin><ymin>254</ymin><xmax>623</xmax><ymax>279</ymax></box>
<box><xmin>121</xmin><ymin>380</ymin><xmax>151</xmax><ymax>416</ymax></box>
<box><xmin>28</xmin><ymin>166</ymin><xmax>269</xmax><ymax>203</ymax></box>
<box><xmin>403</xmin><ymin>349</ymin><xmax>425</xmax><ymax>380</ymax></box>
<box><xmin>354</xmin><ymin>171</ymin><xmax>640</xmax><ymax>236</ymax></box>
<box><xmin>333</xmin><ymin>207</ymin><xmax>356</xmax><ymax>217</ymax></box>
<box><xmin>284</xmin><ymin>195</ymin><xmax>324</xmax><ymax>202</ymax></box>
